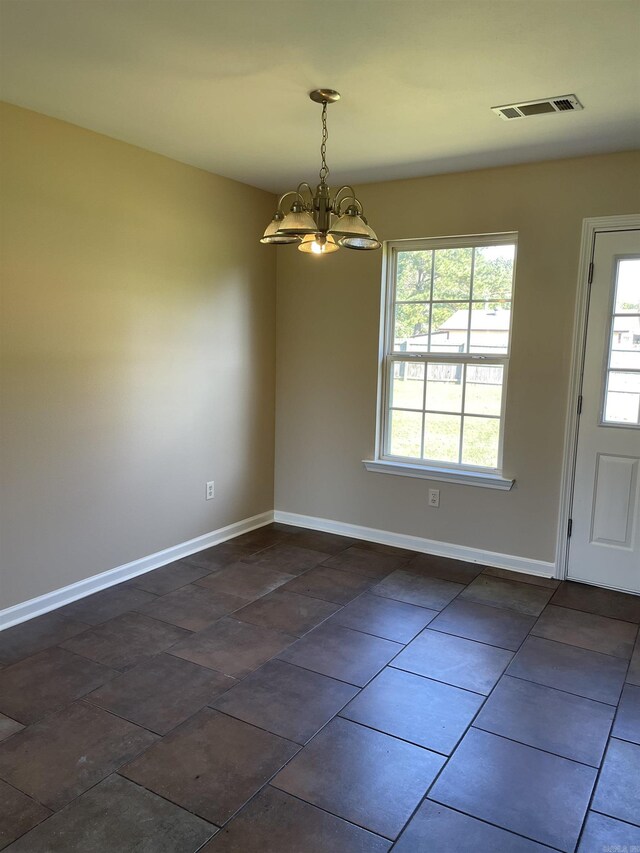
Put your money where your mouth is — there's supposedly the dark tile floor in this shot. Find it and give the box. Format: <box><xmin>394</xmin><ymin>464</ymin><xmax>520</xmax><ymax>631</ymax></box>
<box><xmin>0</xmin><ymin>523</ymin><xmax>639</xmax><ymax>852</ymax></box>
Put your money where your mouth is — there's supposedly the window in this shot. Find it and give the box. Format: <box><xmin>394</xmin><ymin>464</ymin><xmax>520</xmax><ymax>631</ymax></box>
<box><xmin>602</xmin><ymin>256</ymin><xmax>640</xmax><ymax>426</ymax></box>
<box><xmin>368</xmin><ymin>234</ymin><xmax>517</xmax><ymax>488</ymax></box>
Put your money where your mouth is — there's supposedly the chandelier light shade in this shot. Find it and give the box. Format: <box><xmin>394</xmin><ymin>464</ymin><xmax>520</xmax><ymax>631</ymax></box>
<box><xmin>259</xmin><ymin>212</ymin><xmax>300</xmax><ymax>244</ymax></box>
<box><xmin>298</xmin><ymin>233</ymin><xmax>340</xmax><ymax>254</ymax></box>
<box><xmin>277</xmin><ymin>203</ymin><xmax>318</xmax><ymax>235</ymax></box>
<box><xmin>260</xmin><ymin>89</ymin><xmax>380</xmax><ymax>256</ymax></box>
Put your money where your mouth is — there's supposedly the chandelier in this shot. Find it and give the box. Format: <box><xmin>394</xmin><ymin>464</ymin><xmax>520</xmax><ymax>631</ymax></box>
<box><xmin>260</xmin><ymin>89</ymin><xmax>380</xmax><ymax>255</ymax></box>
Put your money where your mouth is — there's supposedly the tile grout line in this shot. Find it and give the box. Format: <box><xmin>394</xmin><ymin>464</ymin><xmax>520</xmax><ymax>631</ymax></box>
<box><xmin>503</xmin><ymin>671</ymin><xmax>623</xmax><ymax>707</ymax></box>
<box><xmin>572</xmin><ymin>646</ymin><xmax>639</xmax><ymax>848</ymax></box>
<box><xmin>391</xmin><ymin>588</ymin><xmax>544</xmax><ymax>850</ymax></box>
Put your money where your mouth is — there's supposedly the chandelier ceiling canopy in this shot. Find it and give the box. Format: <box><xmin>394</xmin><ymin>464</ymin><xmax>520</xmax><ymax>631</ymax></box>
<box><xmin>260</xmin><ymin>90</ymin><xmax>380</xmax><ymax>256</ymax></box>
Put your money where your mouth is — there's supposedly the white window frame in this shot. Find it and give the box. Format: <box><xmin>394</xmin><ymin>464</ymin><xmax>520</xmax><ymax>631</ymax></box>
<box><xmin>364</xmin><ymin>233</ymin><xmax>517</xmax><ymax>490</ymax></box>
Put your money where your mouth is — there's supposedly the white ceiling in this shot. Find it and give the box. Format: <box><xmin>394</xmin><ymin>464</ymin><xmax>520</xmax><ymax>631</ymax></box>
<box><xmin>1</xmin><ymin>0</ymin><xmax>639</xmax><ymax>193</ymax></box>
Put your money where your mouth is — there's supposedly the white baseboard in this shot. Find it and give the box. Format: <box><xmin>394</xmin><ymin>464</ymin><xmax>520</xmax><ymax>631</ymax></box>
<box><xmin>274</xmin><ymin>510</ymin><xmax>556</xmax><ymax>578</ymax></box>
<box><xmin>0</xmin><ymin>511</ymin><xmax>274</xmax><ymax>630</ymax></box>
<box><xmin>2</xmin><ymin>507</ymin><xmax>556</xmax><ymax>631</ymax></box>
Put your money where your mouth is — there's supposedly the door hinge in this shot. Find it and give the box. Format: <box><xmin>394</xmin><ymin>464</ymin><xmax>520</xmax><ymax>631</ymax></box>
<box><xmin>567</xmin><ymin>518</ymin><xmax>573</xmax><ymax>538</ymax></box>
<box><xmin>577</xmin><ymin>395</ymin><xmax>583</xmax><ymax>415</ymax></box>
<box><xmin>588</xmin><ymin>262</ymin><xmax>594</xmax><ymax>284</ymax></box>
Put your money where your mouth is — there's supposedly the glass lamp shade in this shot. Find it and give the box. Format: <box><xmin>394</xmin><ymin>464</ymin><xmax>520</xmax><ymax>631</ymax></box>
<box><xmin>277</xmin><ymin>208</ymin><xmax>318</xmax><ymax>236</ymax></box>
<box><xmin>329</xmin><ymin>212</ymin><xmax>374</xmax><ymax>238</ymax></box>
<box><xmin>339</xmin><ymin>234</ymin><xmax>382</xmax><ymax>250</ymax></box>
<box><xmin>298</xmin><ymin>234</ymin><xmax>340</xmax><ymax>254</ymax></box>
<box><xmin>330</xmin><ymin>212</ymin><xmax>381</xmax><ymax>250</ymax></box>
<box><xmin>260</xmin><ymin>216</ymin><xmax>300</xmax><ymax>244</ymax></box>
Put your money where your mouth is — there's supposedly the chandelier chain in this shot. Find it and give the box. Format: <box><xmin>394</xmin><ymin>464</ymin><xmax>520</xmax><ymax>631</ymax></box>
<box><xmin>319</xmin><ymin>101</ymin><xmax>329</xmax><ymax>183</ymax></box>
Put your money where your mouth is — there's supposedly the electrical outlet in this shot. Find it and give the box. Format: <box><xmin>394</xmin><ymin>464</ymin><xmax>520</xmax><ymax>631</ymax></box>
<box><xmin>206</xmin><ymin>481</ymin><xmax>215</xmax><ymax>500</ymax></box>
<box><xmin>428</xmin><ymin>488</ymin><xmax>440</xmax><ymax>508</ymax></box>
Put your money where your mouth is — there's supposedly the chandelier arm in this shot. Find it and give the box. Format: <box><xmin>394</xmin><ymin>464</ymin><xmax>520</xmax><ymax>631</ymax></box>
<box><xmin>332</xmin><ymin>185</ymin><xmax>358</xmax><ymax>211</ymax></box>
<box><xmin>336</xmin><ymin>195</ymin><xmax>363</xmax><ymax>216</ymax></box>
<box><xmin>276</xmin><ymin>189</ymin><xmax>306</xmax><ymax>213</ymax></box>
<box><xmin>296</xmin><ymin>183</ymin><xmax>315</xmax><ymax>207</ymax></box>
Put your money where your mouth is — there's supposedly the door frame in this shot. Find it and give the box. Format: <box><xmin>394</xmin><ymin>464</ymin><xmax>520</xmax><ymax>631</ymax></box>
<box><xmin>556</xmin><ymin>213</ymin><xmax>640</xmax><ymax>581</ymax></box>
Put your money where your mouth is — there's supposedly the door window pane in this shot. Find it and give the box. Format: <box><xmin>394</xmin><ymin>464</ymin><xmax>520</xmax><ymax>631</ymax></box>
<box><xmin>615</xmin><ymin>259</ymin><xmax>640</xmax><ymax>313</ymax></box>
<box><xmin>605</xmin><ymin>371</ymin><xmax>640</xmax><ymax>425</ymax></box>
<box><xmin>610</xmin><ymin>349</ymin><xmax>640</xmax><ymax>371</ymax></box>
<box><xmin>610</xmin><ymin>315</ymin><xmax>640</xmax><ymax>370</ymax></box>
<box><xmin>389</xmin><ymin>410</ymin><xmax>423</xmax><ymax>458</ymax></box>
<box><xmin>604</xmin><ymin>258</ymin><xmax>640</xmax><ymax>425</ymax></box>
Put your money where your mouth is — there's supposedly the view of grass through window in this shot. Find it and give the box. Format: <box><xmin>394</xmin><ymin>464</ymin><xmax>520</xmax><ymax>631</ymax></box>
<box><xmin>383</xmin><ymin>238</ymin><xmax>516</xmax><ymax>469</ymax></box>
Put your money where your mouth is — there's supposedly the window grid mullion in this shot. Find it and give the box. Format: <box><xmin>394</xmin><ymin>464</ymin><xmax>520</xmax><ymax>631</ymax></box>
<box><xmin>427</xmin><ymin>249</ymin><xmax>435</xmax><ymax>353</ymax></box>
<box><xmin>467</xmin><ymin>246</ymin><xmax>476</xmax><ymax>354</ymax></box>
<box><xmin>458</xmin><ymin>363</ymin><xmax>467</xmax><ymax>464</ymax></box>
<box><xmin>389</xmin><ymin>406</ymin><xmax>501</xmax><ymax>420</ymax></box>
<box><xmin>394</xmin><ymin>298</ymin><xmax>512</xmax><ymax>306</ymax></box>
<box><xmin>420</xmin><ymin>360</ymin><xmax>428</xmax><ymax>459</ymax></box>
<box><xmin>458</xmin><ymin>248</ymin><xmax>476</xmax><ymax>464</ymax></box>
<box><xmin>388</xmin><ymin>353</ymin><xmax>509</xmax><ymax>366</ymax></box>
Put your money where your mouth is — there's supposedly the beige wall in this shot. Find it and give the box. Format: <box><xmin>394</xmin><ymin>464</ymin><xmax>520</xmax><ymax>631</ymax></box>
<box><xmin>2</xmin><ymin>103</ymin><xmax>638</xmax><ymax>612</ymax></box>
<box><xmin>275</xmin><ymin>152</ymin><xmax>640</xmax><ymax>564</ymax></box>
<box><xmin>0</xmin><ymin>102</ymin><xmax>277</xmax><ymax>608</ymax></box>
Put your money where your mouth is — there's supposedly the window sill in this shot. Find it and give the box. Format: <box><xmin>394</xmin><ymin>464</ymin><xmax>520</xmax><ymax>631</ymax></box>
<box><xmin>362</xmin><ymin>459</ymin><xmax>515</xmax><ymax>490</ymax></box>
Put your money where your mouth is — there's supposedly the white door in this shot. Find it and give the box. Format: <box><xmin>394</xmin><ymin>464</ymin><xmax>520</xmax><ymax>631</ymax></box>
<box><xmin>568</xmin><ymin>228</ymin><xmax>640</xmax><ymax>593</ymax></box>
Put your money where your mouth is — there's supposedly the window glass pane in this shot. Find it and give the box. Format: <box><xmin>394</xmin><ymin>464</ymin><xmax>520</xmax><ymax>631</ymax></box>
<box><xmin>465</xmin><ymin>364</ymin><xmax>504</xmax><ymax>415</ymax></box>
<box><xmin>394</xmin><ymin>303</ymin><xmax>430</xmax><ymax>352</ymax></box>
<box><xmin>431</xmin><ymin>302</ymin><xmax>469</xmax><ymax>353</ymax></box>
<box><xmin>396</xmin><ymin>251</ymin><xmax>432</xmax><ymax>301</ymax></box>
<box><xmin>605</xmin><ymin>371</ymin><xmax>640</xmax><ymax>425</ymax></box>
<box><xmin>462</xmin><ymin>416</ymin><xmax>500</xmax><ymax>468</ymax></box>
<box><xmin>389</xmin><ymin>410</ymin><xmax>422</xmax><ymax>458</ymax></box>
<box><xmin>610</xmin><ymin>315</ymin><xmax>640</xmax><ymax>370</ymax></box>
<box><xmin>391</xmin><ymin>362</ymin><xmax>424</xmax><ymax>410</ymax></box>
<box><xmin>432</xmin><ymin>247</ymin><xmax>473</xmax><ymax>300</ymax></box>
<box><xmin>473</xmin><ymin>244</ymin><xmax>515</xmax><ymax>301</ymax></box>
<box><xmin>610</xmin><ymin>349</ymin><xmax>640</xmax><ymax>371</ymax></box>
<box><xmin>614</xmin><ymin>259</ymin><xmax>640</xmax><ymax>313</ymax></box>
<box><xmin>424</xmin><ymin>413</ymin><xmax>460</xmax><ymax>463</ymax></box>
<box><xmin>469</xmin><ymin>302</ymin><xmax>511</xmax><ymax>354</ymax></box>
<box><xmin>426</xmin><ymin>362</ymin><xmax>463</xmax><ymax>412</ymax></box>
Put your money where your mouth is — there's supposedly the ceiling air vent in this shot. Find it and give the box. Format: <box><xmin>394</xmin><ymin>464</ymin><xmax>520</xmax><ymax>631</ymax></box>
<box><xmin>492</xmin><ymin>94</ymin><xmax>583</xmax><ymax>121</ymax></box>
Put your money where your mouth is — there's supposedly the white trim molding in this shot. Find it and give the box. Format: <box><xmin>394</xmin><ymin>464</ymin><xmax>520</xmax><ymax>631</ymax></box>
<box><xmin>363</xmin><ymin>459</ymin><xmax>514</xmax><ymax>490</ymax></box>
<box><xmin>555</xmin><ymin>214</ymin><xmax>640</xmax><ymax>581</ymax></box>
<box><xmin>274</xmin><ymin>510</ymin><xmax>555</xmax><ymax>577</ymax></box>
<box><xmin>0</xmin><ymin>511</ymin><xmax>274</xmax><ymax>630</ymax></box>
